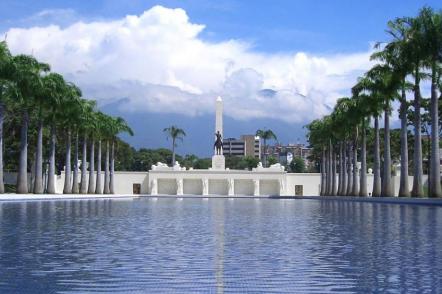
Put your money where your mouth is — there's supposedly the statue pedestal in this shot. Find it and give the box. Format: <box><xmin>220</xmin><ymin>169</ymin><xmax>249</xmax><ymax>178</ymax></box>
<box><xmin>211</xmin><ymin>155</ymin><xmax>225</xmax><ymax>170</ymax></box>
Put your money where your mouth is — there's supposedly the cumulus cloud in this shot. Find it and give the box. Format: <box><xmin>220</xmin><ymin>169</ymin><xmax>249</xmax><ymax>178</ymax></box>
<box><xmin>3</xmin><ymin>5</ymin><xmax>374</xmax><ymax>123</ymax></box>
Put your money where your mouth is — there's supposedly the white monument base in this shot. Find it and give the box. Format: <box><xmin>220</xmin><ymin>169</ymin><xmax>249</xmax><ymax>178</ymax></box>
<box><xmin>211</xmin><ymin>155</ymin><xmax>225</xmax><ymax>170</ymax></box>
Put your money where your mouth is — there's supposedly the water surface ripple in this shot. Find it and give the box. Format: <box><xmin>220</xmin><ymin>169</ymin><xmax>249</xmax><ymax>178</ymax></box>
<box><xmin>0</xmin><ymin>198</ymin><xmax>441</xmax><ymax>293</ymax></box>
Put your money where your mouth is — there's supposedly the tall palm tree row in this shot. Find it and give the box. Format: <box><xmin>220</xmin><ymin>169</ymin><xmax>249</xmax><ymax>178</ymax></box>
<box><xmin>0</xmin><ymin>41</ymin><xmax>133</xmax><ymax>194</ymax></box>
<box><xmin>306</xmin><ymin>6</ymin><xmax>442</xmax><ymax>198</ymax></box>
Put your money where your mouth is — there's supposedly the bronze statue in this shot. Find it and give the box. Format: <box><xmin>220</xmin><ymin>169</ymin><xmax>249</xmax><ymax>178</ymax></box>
<box><xmin>214</xmin><ymin>131</ymin><xmax>223</xmax><ymax>155</ymax></box>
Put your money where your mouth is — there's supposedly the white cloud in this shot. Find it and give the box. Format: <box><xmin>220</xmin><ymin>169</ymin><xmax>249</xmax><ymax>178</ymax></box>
<box><xmin>3</xmin><ymin>5</ymin><xmax>374</xmax><ymax>123</ymax></box>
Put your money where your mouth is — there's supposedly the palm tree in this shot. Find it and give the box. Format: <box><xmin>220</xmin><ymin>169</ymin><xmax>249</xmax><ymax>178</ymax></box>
<box><xmin>305</xmin><ymin>118</ymin><xmax>329</xmax><ymax>195</ymax></box>
<box><xmin>62</xmin><ymin>83</ymin><xmax>82</xmax><ymax>194</ymax></box>
<box><xmin>87</xmin><ymin>138</ymin><xmax>95</xmax><ymax>194</ymax></box>
<box><xmin>367</xmin><ymin>65</ymin><xmax>400</xmax><ymax>197</ymax></box>
<box><xmin>12</xmin><ymin>55</ymin><xmax>49</xmax><ymax>193</ymax></box>
<box><xmin>401</xmin><ymin>15</ymin><xmax>426</xmax><ymax>197</ymax></box>
<box><xmin>163</xmin><ymin>125</ymin><xmax>186</xmax><ymax>166</ymax></box>
<box><xmin>371</xmin><ymin>17</ymin><xmax>414</xmax><ymax>197</ymax></box>
<box><xmin>44</xmin><ymin>73</ymin><xmax>66</xmax><ymax>194</ymax></box>
<box><xmin>79</xmin><ymin>100</ymin><xmax>96</xmax><ymax>194</ymax></box>
<box><xmin>353</xmin><ymin>75</ymin><xmax>385</xmax><ymax>197</ymax></box>
<box><xmin>419</xmin><ymin>7</ymin><xmax>442</xmax><ymax>197</ymax></box>
<box><xmin>71</xmin><ymin>98</ymin><xmax>89</xmax><ymax>194</ymax></box>
<box><xmin>109</xmin><ymin>117</ymin><xmax>133</xmax><ymax>194</ymax></box>
<box><xmin>256</xmin><ymin>129</ymin><xmax>277</xmax><ymax>167</ymax></box>
<box><xmin>102</xmin><ymin>114</ymin><xmax>115</xmax><ymax>194</ymax></box>
<box><xmin>0</xmin><ymin>41</ymin><xmax>15</xmax><ymax>193</ymax></box>
<box><xmin>94</xmin><ymin>111</ymin><xmax>108</xmax><ymax>194</ymax></box>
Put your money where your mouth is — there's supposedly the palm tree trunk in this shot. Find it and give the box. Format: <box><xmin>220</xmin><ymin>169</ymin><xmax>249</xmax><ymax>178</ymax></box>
<box><xmin>359</xmin><ymin>123</ymin><xmax>367</xmax><ymax>197</ymax></box>
<box><xmin>33</xmin><ymin>120</ymin><xmax>44</xmax><ymax>194</ymax></box>
<box><xmin>110</xmin><ymin>141</ymin><xmax>115</xmax><ymax>194</ymax></box>
<box><xmin>325</xmin><ymin>147</ymin><xmax>330</xmax><ymax>195</ymax></box>
<box><xmin>382</xmin><ymin>108</ymin><xmax>393</xmax><ymax>197</ymax></box>
<box><xmin>412</xmin><ymin>73</ymin><xmax>424</xmax><ymax>197</ymax></box>
<box><xmin>341</xmin><ymin>142</ymin><xmax>347</xmax><ymax>196</ymax></box>
<box><xmin>95</xmin><ymin>140</ymin><xmax>102</xmax><ymax>194</ymax></box>
<box><xmin>0</xmin><ymin>103</ymin><xmax>5</xmax><ymax>193</ymax></box>
<box><xmin>429</xmin><ymin>66</ymin><xmax>441</xmax><ymax>198</ymax></box>
<box><xmin>47</xmin><ymin>124</ymin><xmax>56</xmax><ymax>194</ymax></box>
<box><xmin>103</xmin><ymin>141</ymin><xmax>110</xmax><ymax>194</ymax></box>
<box><xmin>80</xmin><ymin>135</ymin><xmax>87</xmax><ymax>193</ymax></box>
<box><xmin>71</xmin><ymin>131</ymin><xmax>79</xmax><ymax>194</ymax></box>
<box><xmin>29</xmin><ymin>153</ymin><xmax>35</xmax><ymax>193</ymax></box>
<box><xmin>352</xmin><ymin>137</ymin><xmax>359</xmax><ymax>196</ymax></box>
<box><xmin>346</xmin><ymin>142</ymin><xmax>353</xmax><ymax>196</ymax></box>
<box><xmin>320</xmin><ymin>148</ymin><xmax>325</xmax><ymax>196</ymax></box>
<box><xmin>263</xmin><ymin>139</ymin><xmax>267</xmax><ymax>167</ymax></box>
<box><xmin>331</xmin><ymin>149</ymin><xmax>337</xmax><ymax>196</ymax></box>
<box><xmin>172</xmin><ymin>138</ymin><xmax>176</xmax><ymax>166</ymax></box>
<box><xmin>87</xmin><ymin>140</ymin><xmax>95</xmax><ymax>194</ymax></box>
<box><xmin>16</xmin><ymin>111</ymin><xmax>29</xmax><ymax>194</ymax></box>
<box><xmin>373</xmin><ymin>116</ymin><xmax>381</xmax><ymax>197</ymax></box>
<box><xmin>337</xmin><ymin>142</ymin><xmax>342</xmax><ymax>195</ymax></box>
<box><xmin>399</xmin><ymin>88</ymin><xmax>410</xmax><ymax>197</ymax></box>
<box><xmin>63</xmin><ymin>129</ymin><xmax>72</xmax><ymax>194</ymax></box>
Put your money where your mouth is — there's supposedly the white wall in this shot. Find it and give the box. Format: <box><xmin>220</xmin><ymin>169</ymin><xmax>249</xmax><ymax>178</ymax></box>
<box><xmin>183</xmin><ymin>179</ymin><xmax>202</xmax><ymax>195</ymax></box>
<box><xmin>234</xmin><ymin>179</ymin><xmax>253</xmax><ymax>195</ymax></box>
<box><xmin>259</xmin><ymin>180</ymin><xmax>279</xmax><ymax>196</ymax></box>
<box><xmin>209</xmin><ymin>179</ymin><xmax>228</xmax><ymax>195</ymax></box>
<box><xmin>3</xmin><ymin>171</ymin><xmax>430</xmax><ymax>197</ymax></box>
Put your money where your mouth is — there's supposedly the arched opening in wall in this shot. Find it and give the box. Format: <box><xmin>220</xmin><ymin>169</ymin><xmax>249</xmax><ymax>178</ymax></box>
<box><xmin>183</xmin><ymin>179</ymin><xmax>202</xmax><ymax>195</ymax></box>
<box><xmin>209</xmin><ymin>179</ymin><xmax>228</xmax><ymax>195</ymax></box>
<box><xmin>260</xmin><ymin>180</ymin><xmax>279</xmax><ymax>196</ymax></box>
<box><xmin>158</xmin><ymin>179</ymin><xmax>177</xmax><ymax>195</ymax></box>
<box><xmin>234</xmin><ymin>179</ymin><xmax>254</xmax><ymax>195</ymax></box>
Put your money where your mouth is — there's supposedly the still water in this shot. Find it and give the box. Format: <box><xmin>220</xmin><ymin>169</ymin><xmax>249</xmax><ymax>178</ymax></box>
<box><xmin>0</xmin><ymin>198</ymin><xmax>441</xmax><ymax>293</ymax></box>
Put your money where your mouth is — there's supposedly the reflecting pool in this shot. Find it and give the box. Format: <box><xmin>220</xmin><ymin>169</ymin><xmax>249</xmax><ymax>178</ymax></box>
<box><xmin>0</xmin><ymin>198</ymin><xmax>441</xmax><ymax>293</ymax></box>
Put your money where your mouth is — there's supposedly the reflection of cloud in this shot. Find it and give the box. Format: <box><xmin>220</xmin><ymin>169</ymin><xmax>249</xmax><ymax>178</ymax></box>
<box><xmin>3</xmin><ymin>5</ymin><xmax>374</xmax><ymax>123</ymax></box>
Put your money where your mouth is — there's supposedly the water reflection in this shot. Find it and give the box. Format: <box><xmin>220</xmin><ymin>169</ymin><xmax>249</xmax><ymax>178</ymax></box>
<box><xmin>0</xmin><ymin>199</ymin><xmax>441</xmax><ymax>293</ymax></box>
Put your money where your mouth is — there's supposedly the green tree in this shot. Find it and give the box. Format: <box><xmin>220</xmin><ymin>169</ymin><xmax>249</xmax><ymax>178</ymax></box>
<box><xmin>163</xmin><ymin>125</ymin><xmax>186</xmax><ymax>166</ymax></box>
<box><xmin>267</xmin><ymin>156</ymin><xmax>278</xmax><ymax>166</ymax></box>
<box><xmin>12</xmin><ymin>55</ymin><xmax>49</xmax><ymax>193</ymax></box>
<box><xmin>256</xmin><ymin>129</ymin><xmax>277</xmax><ymax>167</ymax></box>
<box><xmin>290</xmin><ymin>157</ymin><xmax>305</xmax><ymax>173</ymax></box>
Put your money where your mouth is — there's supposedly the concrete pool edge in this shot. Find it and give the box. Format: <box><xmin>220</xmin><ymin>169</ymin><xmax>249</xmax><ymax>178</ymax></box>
<box><xmin>1</xmin><ymin>194</ymin><xmax>442</xmax><ymax>206</ymax></box>
<box><xmin>0</xmin><ymin>193</ymin><xmax>271</xmax><ymax>202</ymax></box>
<box><xmin>271</xmin><ymin>195</ymin><xmax>442</xmax><ymax>206</ymax></box>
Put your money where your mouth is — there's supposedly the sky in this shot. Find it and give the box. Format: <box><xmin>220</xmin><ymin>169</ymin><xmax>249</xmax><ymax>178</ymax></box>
<box><xmin>0</xmin><ymin>0</ymin><xmax>440</xmax><ymax>157</ymax></box>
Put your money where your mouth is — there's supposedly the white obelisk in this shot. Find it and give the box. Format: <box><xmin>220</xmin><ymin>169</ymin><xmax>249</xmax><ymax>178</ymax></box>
<box><xmin>215</xmin><ymin>96</ymin><xmax>223</xmax><ymax>138</ymax></box>
<box><xmin>212</xmin><ymin>96</ymin><xmax>225</xmax><ymax>169</ymax></box>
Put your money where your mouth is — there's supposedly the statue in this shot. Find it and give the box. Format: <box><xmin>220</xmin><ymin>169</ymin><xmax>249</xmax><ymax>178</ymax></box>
<box><xmin>214</xmin><ymin>131</ymin><xmax>223</xmax><ymax>155</ymax></box>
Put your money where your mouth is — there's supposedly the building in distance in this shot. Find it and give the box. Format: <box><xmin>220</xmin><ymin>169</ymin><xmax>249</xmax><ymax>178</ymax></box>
<box><xmin>223</xmin><ymin>135</ymin><xmax>261</xmax><ymax>158</ymax></box>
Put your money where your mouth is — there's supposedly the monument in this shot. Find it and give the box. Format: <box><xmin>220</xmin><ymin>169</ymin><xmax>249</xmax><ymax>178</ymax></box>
<box><xmin>212</xmin><ymin>96</ymin><xmax>225</xmax><ymax>170</ymax></box>
<box><xmin>147</xmin><ymin>95</ymin><xmax>288</xmax><ymax>197</ymax></box>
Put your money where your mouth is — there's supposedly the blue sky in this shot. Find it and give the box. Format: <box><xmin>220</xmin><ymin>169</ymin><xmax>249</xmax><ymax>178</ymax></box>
<box><xmin>1</xmin><ymin>0</ymin><xmax>440</xmax><ymax>156</ymax></box>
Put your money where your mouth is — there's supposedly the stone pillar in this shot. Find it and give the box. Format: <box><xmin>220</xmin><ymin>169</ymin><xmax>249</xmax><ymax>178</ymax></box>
<box><xmin>150</xmin><ymin>178</ymin><xmax>158</xmax><ymax>195</ymax></box>
<box><xmin>253</xmin><ymin>179</ymin><xmax>260</xmax><ymax>196</ymax></box>
<box><xmin>176</xmin><ymin>178</ymin><xmax>183</xmax><ymax>195</ymax></box>
<box><xmin>202</xmin><ymin>178</ymin><xmax>209</xmax><ymax>195</ymax></box>
<box><xmin>228</xmin><ymin>178</ymin><xmax>234</xmax><ymax>196</ymax></box>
